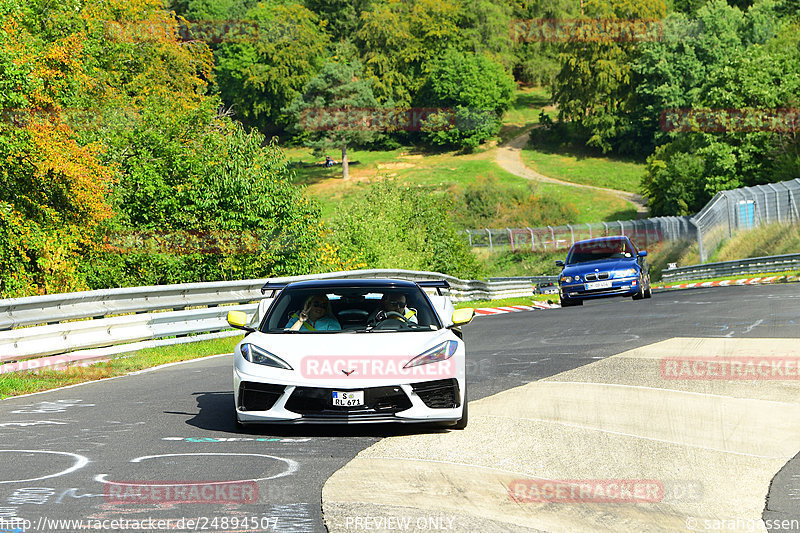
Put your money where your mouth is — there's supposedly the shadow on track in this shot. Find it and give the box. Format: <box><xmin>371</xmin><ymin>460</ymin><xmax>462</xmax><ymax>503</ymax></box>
<box><xmin>174</xmin><ymin>391</ymin><xmax>455</xmax><ymax>438</ymax></box>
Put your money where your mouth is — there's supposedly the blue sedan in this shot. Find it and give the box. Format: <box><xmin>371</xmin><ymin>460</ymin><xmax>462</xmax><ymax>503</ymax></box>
<box><xmin>556</xmin><ymin>236</ymin><xmax>652</xmax><ymax>307</ymax></box>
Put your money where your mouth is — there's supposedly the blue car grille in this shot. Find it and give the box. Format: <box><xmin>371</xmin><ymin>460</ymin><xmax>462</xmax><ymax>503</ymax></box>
<box><xmin>584</xmin><ymin>272</ymin><xmax>611</xmax><ymax>281</ymax></box>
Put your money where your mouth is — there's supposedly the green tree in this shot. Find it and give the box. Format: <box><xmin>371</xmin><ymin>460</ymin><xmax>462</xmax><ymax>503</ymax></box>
<box><xmin>417</xmin><ymin>49</ymin><xmax>515</xmax><ymax>149</ymax></box>
<box><xmin>328</xmin><ymin>180</ymin><xmax>481</xmax><ymax>278</ymax></box>
<box><xmin>304</xmin><ymin>0</ymin><xmax>372</xmax><ymax>42</ymax></box>
<box><xmin>285</xmin><ymin>59</ymin><xmax>381</xmax><ymax>179</ymax></box>
<box><xmin>356</xmin><ymin>0</ymin><xmax>461</xmax><ymax>105</ymax></box>
<box><xmin>552</xmin><ymin>0</ymin><xmax>669</xmax><ymax>153</ymax></box>
<box><xmin>213</xmin><ymin>2</ymin><xmax>330</xmax><ymax>134</ymax></box>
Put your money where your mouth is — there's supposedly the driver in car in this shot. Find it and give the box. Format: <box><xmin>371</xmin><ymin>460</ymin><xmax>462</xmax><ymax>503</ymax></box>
<box><xmin>369</xmin><ymin>292</ymin><xmax>418</xmax><ymax>324</ymax></box>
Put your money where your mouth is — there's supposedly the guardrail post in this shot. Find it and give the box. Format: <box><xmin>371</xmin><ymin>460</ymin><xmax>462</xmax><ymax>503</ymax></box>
<box><xmin>486</xmin><ymin>228</ymin><xmax>493</xmax><ymax>252</ymax></box>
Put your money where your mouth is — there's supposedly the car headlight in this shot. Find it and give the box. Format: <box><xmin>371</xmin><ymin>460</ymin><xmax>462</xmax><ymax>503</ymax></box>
<box><xmin>574</xmin><ymin>275</ymin><xmax>581</xmax><ymax>281</ymax></box>
<box><xmin>404</xmin><ymin>341</ymin><xmax>458</xmax><ymax>368</ymax></box>
<box><xmin>616</xmin><ymin>268</ymin><xmax>637</xmax><ymax>277</ymax></box>
<box><xmin>562</xmin><ymin>276</ymin><xmax>573</xmax><ymax>283</ymax></box>
<box><xmin>240</xmin><ymin>343</ymin><xmax>293</xmax><ymax>370</ymax></box>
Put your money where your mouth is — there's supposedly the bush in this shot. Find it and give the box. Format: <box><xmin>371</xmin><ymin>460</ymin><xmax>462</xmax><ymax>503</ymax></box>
<box><xmin>328</xmin><ymin>180</ymin><xmax>481</xmax><ymax>279</ymax></box>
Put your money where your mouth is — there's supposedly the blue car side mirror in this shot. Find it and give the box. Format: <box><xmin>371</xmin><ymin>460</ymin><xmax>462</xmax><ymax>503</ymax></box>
<box><xmin>555</xmin><ymin>260</ymin><xmax>564</xmax><ymax>267</ymax></box>
<box><xmin>638</xmin><ymin>251</ymin><xmax>647</xmax><ymax>257</ymax></box>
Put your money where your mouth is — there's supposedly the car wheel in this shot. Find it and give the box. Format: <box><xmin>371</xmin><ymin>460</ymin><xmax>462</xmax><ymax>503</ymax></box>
<box><xmin>644</xmin><ymin>282</ymin><xmax>652</xmax><ymax>299</ymax></box>
<box><xmin>452</xmin><ymin>392</ymin><xmax>468</xmax><ymax>430</ymax></box>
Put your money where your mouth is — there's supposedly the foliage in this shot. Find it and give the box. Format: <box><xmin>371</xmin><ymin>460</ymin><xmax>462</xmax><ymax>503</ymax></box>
<box><xmin>328</xmin><ymin>180</ymin><xmax>482</xmax><ymax>278</ymax></box>
<box><xmin>418</xmin><ymin>49</ymin><xmax>515</xmax><ymax>149</ymax></box>
<box><xmin>212</xmin><ymin>2</ymin><xmax>330</xmax><ymax>134</ymax></box>
<box><xmin>640</xmin><ymin>1</ymin><xmax>800</xmax><ymax>215</ymax></box>
<box><xmin>0</xmin><ymin>0</ymin><xmax>343</xmax><ymax>296</ymax></box>
<box><xmin>355</xmin><ymin>0</ymin><xmax>462</xmax><ymax>106</ymax></box>
<box><xmin>285</xmin><ymin>58</ymin><xmax>381</xmax><ymax>178</ymax></box>
<box><xmin>449</xmin><ymin>176</ymin><xmax>578</xmax><ymax>227</ymax></box>
<box><xmin>552</xmin><ymin>0</ymin><xmax>669</xmax><ymax>154</ymax></box>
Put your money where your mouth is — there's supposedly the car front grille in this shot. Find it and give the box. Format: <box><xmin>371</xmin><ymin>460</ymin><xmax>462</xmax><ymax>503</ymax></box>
<box><xmin>411</xmin><ymin>379</ymin><xmax>461</xmax><ymax>409</ymax></box>
<box><xmin>285</xmin><ymin>386</ymin><xmax>412</xmax><ymax>417</ymax></box>
<box><xmin>238</xmin><ymin>382</ymin><xmax>286</xmax><ymax>411</ymax></box>
<box><xmin>584</xmin><ymin>272</ymin><xmax>610</xmax><ymax>281</ymax></box>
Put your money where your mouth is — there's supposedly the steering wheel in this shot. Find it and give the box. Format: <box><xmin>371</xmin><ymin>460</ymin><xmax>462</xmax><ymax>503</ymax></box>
<box><xmin>371</xmin><ymin>310</ymin><xmax>411</xmax><ymax>329</ymax></box>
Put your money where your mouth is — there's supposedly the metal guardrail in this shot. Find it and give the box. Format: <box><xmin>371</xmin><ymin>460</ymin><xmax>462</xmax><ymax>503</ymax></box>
<box><xmin>660</xmin><ymin>253</ymin><xmax>800</xmax><ymax>283</ymax></box>
<box><xmin>0</xmin><ymin>269</ymin><xmax>539</xmax><ymax>373</ymax></box>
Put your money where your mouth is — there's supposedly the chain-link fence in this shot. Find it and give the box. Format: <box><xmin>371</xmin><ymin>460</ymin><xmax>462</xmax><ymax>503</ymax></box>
<box><xmin>691</xmin><ymin>178</ymin><xmax>800</xmax><ymax>262</ymax></box>
<box><xmin>464</xmin><ymin>216</ymin><xmax>695</xmax><ymax>253</ymax></box>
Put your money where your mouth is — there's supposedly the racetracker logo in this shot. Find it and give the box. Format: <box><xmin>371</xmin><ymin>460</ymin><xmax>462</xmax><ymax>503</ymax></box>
<box><xmin>508</xmin><ymin>479</ymin><xmax>663</xmax><ymax>503</ymax></box>
<box><xmin>297</xmin><ymin>107</ymin><xmax>495</xmax><ymax>132</ymax></box>
<box><xmin>300</xmin><ymin>355</ymin><xmax>455</xmax><ymax>380</ymax></box>
<box><xmin>103</xmin><ymin>481</ymin><xmax>258</xmax><ymax>504</ymax></box>
<box><xmin>510</xmin><ymin>18</ymin><xmax>664</xmax><ymax>42</ymax></box>
<box><xmin>659</xmin><ymin>108</ymin><xmax>800</xmax><ymax>133</ymax></box>
<box><xmin>660</xmin><ymin>356</ymin><xmax>800</xmax><ymax>380</ymax></box>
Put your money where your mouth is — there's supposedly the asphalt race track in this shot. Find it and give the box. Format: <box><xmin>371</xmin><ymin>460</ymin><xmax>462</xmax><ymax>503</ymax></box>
<box><xmin>1</xmin><ymin>283</ymin><xmax>799</xmax><ymax>533</ymax></box>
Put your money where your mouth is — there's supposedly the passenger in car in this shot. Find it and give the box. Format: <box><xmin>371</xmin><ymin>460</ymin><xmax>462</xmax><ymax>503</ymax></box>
<box><xmin>286</xmin><ymin>294</ymin><xmax>342</xmax><ymax>331</ymax></box>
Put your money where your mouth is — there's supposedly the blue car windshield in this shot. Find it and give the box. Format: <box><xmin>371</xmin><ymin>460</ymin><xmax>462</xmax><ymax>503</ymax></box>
<box><xmin>567</xmin><ymin>239</ymin><xmax>634</xmax><ymax>265</ymax></box>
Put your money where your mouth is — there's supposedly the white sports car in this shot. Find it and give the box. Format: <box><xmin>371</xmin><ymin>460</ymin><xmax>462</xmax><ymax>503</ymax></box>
<box><xmin>226</xmin><ymin>279</ymin><xmax>474</xmax><ymax>428</ymax></box>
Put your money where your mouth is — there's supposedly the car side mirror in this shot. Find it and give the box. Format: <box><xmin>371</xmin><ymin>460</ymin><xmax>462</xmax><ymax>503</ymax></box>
<box><xmin>638</xmin><ymin>250</ymin><xmax>647</xmax><ymax>257</ymax></box>
<box><xmin>451</xmin><ymin>308</ymin><xmax>475</xmax><ymax>326</ymax></box>
<box><xmin>227</xmin><ymin>310</ymin><xmax>255</xmax><ymax>332</ymax></box>
<box><xmin>555</xmin><ymin>260</ymin><xmax>564</xmax><ymax>267</ymax></box>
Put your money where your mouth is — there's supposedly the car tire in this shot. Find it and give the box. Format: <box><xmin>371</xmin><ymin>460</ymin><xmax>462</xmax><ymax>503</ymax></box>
<box><xmin>452</xmin><ymin>386</ymin><xmax>468</xmax><ymax>430</ymax></box>
<box><xmin>644</xmin><ymin>282</ymin><xmax>653</xmax><ymax>299</ymax></box>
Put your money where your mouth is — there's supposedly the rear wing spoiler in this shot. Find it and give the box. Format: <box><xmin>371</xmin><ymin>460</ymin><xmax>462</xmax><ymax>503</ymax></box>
<box><xmin>260</xmin><ymin>281</ymin><xmax>288</xmax><ymax>296</ymax></box>
<box><xmin>416</xmin><ymin>280</ymin><xmax>450</xmax><ymax>295</ymax></box>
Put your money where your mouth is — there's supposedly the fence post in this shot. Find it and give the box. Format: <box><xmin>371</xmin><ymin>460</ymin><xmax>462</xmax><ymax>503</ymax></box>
<box><xmin>548</xmin><ymin>226</ymin><xmax>555</xmax><ymax>249</ymax></box>
<box><xmin>526</xmin><ymin>227</ymin><xmax>535</xmax><ymax>251</ymax></box>
<box><xmin>507</xmin><ymin>227</ymin><xmax>514</xmax><ymax>252</ymax></box>
<box><xmin>568</xmin><ymin>224</ymin><xmax>575</xmax><ymax>246</ymax></box>
<box><xmin>466</xmin><ymin>229</ymin><xmax>472</xmax><ymax>247</ymax></box>
<box><xmin>486</xmin><ymin>228</ymin><xmax>493</xmax><ymax>253</ymax></box>
<box><xmin>586</xmin><ymin>223</ymin><xmax>592</xmax><ymax>238</ymax></box>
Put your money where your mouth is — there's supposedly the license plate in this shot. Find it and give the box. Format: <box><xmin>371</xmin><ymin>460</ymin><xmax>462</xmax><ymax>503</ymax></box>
<box><xmin>332</xmin><ymin>391</ymin><xmax>364</xmax><ymax>407</ymax></box>
<box><xmin>586</xmin><ymin>280</ymin><xmax>613</xmax><ymax>290</ymax></box>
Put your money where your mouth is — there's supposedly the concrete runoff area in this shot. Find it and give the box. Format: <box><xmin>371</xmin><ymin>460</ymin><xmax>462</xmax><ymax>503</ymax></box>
<box><xmin>322</xmin><ymin>338</ymin><xmax>800</xmax><ymax>532</ymax></box>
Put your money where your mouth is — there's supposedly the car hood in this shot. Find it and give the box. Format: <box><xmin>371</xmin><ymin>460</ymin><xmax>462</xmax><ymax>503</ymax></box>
<box><xmin>561</xmin><ymin>259</ymin><xmax>638</xmax><ymax>276</ymax></box>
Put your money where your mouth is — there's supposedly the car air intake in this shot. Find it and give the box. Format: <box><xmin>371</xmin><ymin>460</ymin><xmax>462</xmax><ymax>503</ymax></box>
<box><xmin>285</xmin><ymin>386</ymin><xmax>412</xmax><ymax>417</ymax></box>
<box><xmin>411</xmin><ymin>379</ymin><xmax>461</xmax><ymax>409</ymax></box>
<box><xmin>238</xmin><ymin>382</ymin><xmax>285</xmax><ymax>411</ymax></box>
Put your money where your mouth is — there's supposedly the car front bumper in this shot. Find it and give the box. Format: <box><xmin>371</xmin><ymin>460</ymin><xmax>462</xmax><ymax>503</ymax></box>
<box><xmin>559</xmin><ymin>276</ymin><xmax>640</xmax><ymax>300</ymax></box>
<box><xmin>234</xmin><ymin>367</ymin><xmax>465</xmax><ymax>425</ymax></box>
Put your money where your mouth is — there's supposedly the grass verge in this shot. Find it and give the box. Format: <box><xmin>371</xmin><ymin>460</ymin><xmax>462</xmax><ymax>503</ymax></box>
<box><xmin>0</xmin><ymin>335</ymin><xmax>244</xmax><ymax>400</ymax></box>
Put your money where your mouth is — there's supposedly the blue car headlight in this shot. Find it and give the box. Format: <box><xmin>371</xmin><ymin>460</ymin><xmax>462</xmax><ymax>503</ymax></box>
<box><xmin>240</xmin><ymin>343</ymin><xmax>293</xmax><ymax>370</ymax></box>
<box><xmin>616</xmin><ymin>268</ymin><xmax>637</xmax><ymax>278</ymax></box>
<box><xmin>562</xmin><ymin>276</ymin><xmax>573</xmax><ymax>283</ymax></box>
<box><xmin>404</xmin><ymin>341</ymin><xmax>458</xmax><ymax>368</ymax></box>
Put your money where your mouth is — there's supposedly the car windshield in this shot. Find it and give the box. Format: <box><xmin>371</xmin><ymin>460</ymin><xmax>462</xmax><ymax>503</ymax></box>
<box><xmin>566</xmin><ymin>239</ymin><xmax>634</xmax><ymax>265</ymax></box>
<box><xmin>261</xmin><ymin>286</ymin><xmax>443</xmax><ymax>333</ymax></box>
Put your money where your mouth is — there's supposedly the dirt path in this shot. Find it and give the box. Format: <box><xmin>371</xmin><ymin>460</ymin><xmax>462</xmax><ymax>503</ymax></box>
<box><xmin>495</xmin><ymin>130</ymin><xmax>648</xmax><ymax>215</ymax></box>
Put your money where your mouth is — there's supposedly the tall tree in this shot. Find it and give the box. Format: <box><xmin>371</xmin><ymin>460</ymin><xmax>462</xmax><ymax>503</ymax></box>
<box><xmin>285</xmin><ymin>59</ymin><xmax>381</xmax><ymax>179</ymax></box>
<box><xmin>213</xmin><ymin>2</ymin><xmax>330</xmax><ymax>135</ymax></box>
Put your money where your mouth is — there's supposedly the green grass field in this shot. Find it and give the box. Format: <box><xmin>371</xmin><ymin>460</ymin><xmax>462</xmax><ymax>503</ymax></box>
<box><xmin>520</xmin><ymin>146</ymin><xmax>645</xmax><ymax>193</ymax></box>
